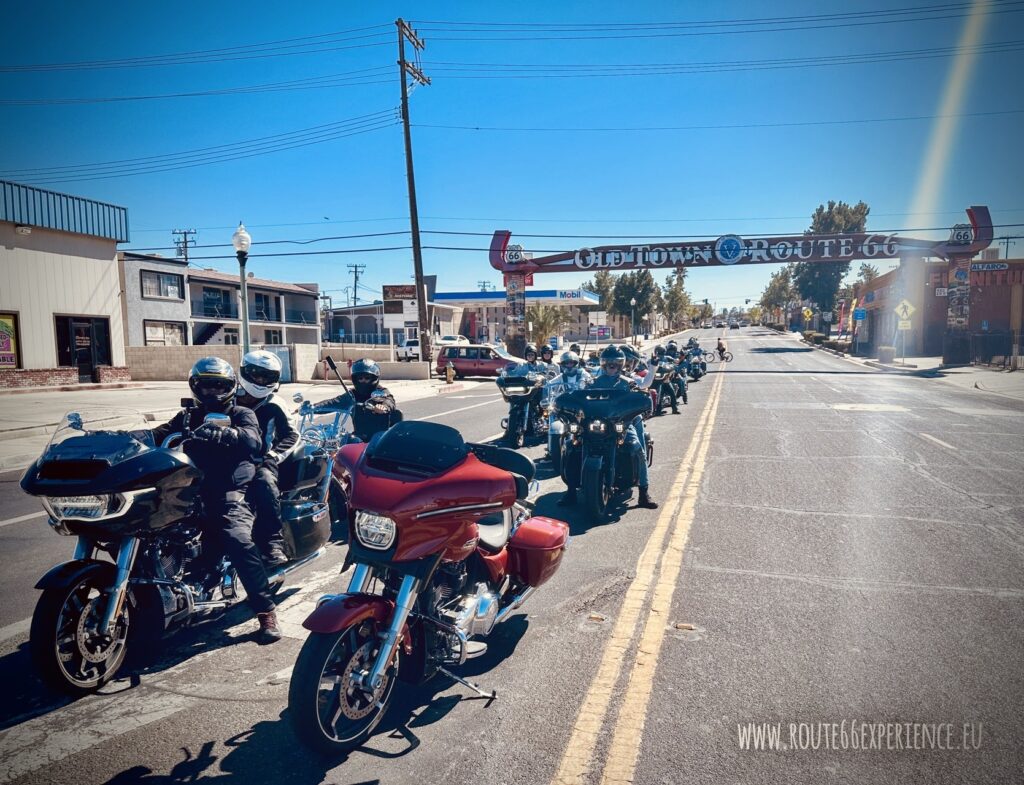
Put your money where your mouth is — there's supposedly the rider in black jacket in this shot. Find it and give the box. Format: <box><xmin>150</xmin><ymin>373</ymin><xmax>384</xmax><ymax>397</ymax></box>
<box><xmin>314</xmin><ymin>358</ymin><xmax>398</xmax><ymax>442</ymax></box>
<box><xmin>236</xmin><ymin>350</ymin><xmax>299</xmax><ymax>567</ymax></box>
<box><xmin>149</xmin><ymin>357</ymin><xmax>281</xmax><ymax>643</ymax></box>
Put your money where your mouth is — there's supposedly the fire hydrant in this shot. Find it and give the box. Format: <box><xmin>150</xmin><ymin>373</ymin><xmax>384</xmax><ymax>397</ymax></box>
<box><xmin>445</xmin><ymin>362</ymin><xmax>456</xmax><ymax>385</ymax></box>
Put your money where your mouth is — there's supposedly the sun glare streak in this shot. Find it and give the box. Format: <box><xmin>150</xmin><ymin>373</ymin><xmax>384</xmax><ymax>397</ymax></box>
<box><xmin>907</xmin><ymin>0</ymin><xmax>991</xmax><ymax>223</ymax></box>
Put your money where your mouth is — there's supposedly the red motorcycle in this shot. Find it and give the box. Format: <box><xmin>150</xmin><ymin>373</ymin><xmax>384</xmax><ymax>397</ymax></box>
<box><xmin>288</xmin><ymin>420</ymin><xmax>569</xmax><ymax>755</ymax></box>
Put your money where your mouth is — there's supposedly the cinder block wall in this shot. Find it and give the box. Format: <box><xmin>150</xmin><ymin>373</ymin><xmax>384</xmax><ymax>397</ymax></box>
<box><xmin>127</xmin><ymin>346</ymin><xmax>243</xmax><ymax>381</ymax></box>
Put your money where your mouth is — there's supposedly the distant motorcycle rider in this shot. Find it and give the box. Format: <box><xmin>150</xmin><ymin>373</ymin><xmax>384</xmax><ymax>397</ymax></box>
<box><xmin>543</xmin><ymin>350</ymin><xmax>591</xmax><ymax>461</ymax></box>
<box><xmin>313</xmin><ymin>358</ymin><xmax>398</xmax><ymax>443</ymax></box>
<box><xmin>236</xmin><ymin>350</ymin><xmax>298</xmax><ymax>567</ymax></box>
<box><xmin>148</xmin><ymin>357</ymin><xmax>281</xmax><ymax>643</ymax></box>
<box><xmin>539</xmin><ymin>344</ymin><xmax>557</xmax><ymax>372</ymax></box>
<box><xmin>562</xmin><ymin>345</ymin><xmax>657</xmax><ymax>509</ymax></box>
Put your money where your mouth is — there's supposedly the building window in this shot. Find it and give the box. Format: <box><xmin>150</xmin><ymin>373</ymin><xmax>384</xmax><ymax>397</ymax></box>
<box><xmin>223</xmin><ymin>327</ymin><xmax>240</xmax><ymax>345</ymax></box>
<box><xmin>140</xmin><ymin>270</ymin><xmax>184</xmax><ymax>300</ymax></box>
<box><xmin>144</xmin><ymin>321</ymin><xmax>187</xmax><ymax>346</ymax></box>
<box><xmin>254</xmin><ymin>292</ymin><xmax>278</xmax><ymax>321</ymax></box>
<box><xmin>0</xmin><ymin>312</ymin><xmax>21</xmax><ymax>369</ymax></box>
<box><xmin>264</xmin><ymin>329</ymin><xmax>283</xmax><ymax>345</ymax></box>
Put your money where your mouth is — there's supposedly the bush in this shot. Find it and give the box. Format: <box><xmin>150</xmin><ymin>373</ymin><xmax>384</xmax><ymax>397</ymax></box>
<box><xmin>802</xmin><ymin>331</ymin><xmax>816</xmax><ymax>342</ymax></box>
<box><xmin>836</xmin><ymin>341</ymin><xmax>852</xmax><ymax>354</ymax></box>
<box><xmin>878</xmin><ymin>345</ymin><xmax>896</xmax><ymax>363</ymax></box>
<box><xmin>812</xmin><ymin>333</ymin><xmax>826</xmax><ymax>345</ymax></box>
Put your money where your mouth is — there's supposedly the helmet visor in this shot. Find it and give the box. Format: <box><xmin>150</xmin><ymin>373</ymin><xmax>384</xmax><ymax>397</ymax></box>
<box><xmin>241</xmin><ymin>364</ymin><xmax>280</xmax><ymax>388</ymax></box>
<box><xmin>352</xmin><ymin>374</ymin><xmax>376</xmax><ymax>386</ymax></box>
<box><xmin>195</xmin><ymin>377</ymin><xmax>234</xmax><ymax>399</ymax></box>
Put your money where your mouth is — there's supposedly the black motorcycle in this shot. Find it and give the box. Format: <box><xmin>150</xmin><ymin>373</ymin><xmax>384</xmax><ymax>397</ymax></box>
<box><xmin>497</xmin><ymin>370</ymin><xmax>548</xmax><ymax>449</ymax></box>
<box><xmin>555</xmin><ymin>388</ymin><xmax>655</xmax><ymax>520</ymax></box>
<box><xmin>20</xmin><ymin>401</ymin><xmax>342</xmax><ymax>695</ymax></box>
<box><xmin>650</xmin><ymin>361</ymin><xmax>684</xmax><ymax>414</ymax></box>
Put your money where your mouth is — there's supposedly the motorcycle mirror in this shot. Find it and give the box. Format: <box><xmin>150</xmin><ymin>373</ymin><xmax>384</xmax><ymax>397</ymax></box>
<box><xmin>325</xmin><ymin>356</ymin><xmax>337</xmax><ymax>371</ymax></box>
<box><xmin>180</xmin><ymin>397</ymin><xmax>194</xmax><ymax>409</ymax></box>
<box><xmin>67</xmin><ymin>411</ymin><xmax>83</xmax><ymax>431</ymax></box>
<box><xmin>293</xmin><ymin>392</ymin><xmax>304</xmax><ymax>403</ymax></box>
<box><xmin>203</xmin><ymin>412</ymin><xmax>231</xmax><ymax>427</ymax></box>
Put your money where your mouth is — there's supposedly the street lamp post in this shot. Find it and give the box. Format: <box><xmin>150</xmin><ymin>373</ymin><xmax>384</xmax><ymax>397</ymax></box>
<box><xmin>232</xmin><ymin>223</ymin><xmax>252</xmax><ymax>352</ymax></box>
<box><xmin>630</xmin><ymin>297</ymin><xmax>637</xmax><ymax>345</ymax></box>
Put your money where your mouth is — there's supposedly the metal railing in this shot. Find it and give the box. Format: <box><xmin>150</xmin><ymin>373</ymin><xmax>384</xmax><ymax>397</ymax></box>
<box><xmin>285</xmin><ymin>309</ymin><xmax>317</xmax><ymax>325</ymax></box>
<box><xmin>190</xmin><ymin>300</ymin><xmax>238</xmax><ymax>319</ymax></box>
<box><xmin>970</xmin><ymin>330</ymin><xmax>1021</xmax><ymax>370</ymax></box>
<box><xmin>250</xmin><ymin>307</ymin><xmax>281</xmax><ymax>322</ymax></box>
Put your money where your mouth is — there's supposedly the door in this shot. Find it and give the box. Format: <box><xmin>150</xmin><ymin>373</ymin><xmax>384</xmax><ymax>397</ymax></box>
<box><xmin>72</xmin><ymin>321</ymin><xmax>94</xmax><ymax>382</ymax></box>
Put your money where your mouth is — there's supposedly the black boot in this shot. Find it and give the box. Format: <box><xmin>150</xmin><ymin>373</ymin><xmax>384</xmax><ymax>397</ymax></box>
<box><xmin>558</xmin><ymin>488</ymin><xmax>577</xmax><ymax>506</ymax></box>
<box><xmin>637</xmin><ymin>487</ymin><xmax>659</xmax><ymax>509</ymax></box>
<box><xmin>257</xmin><ymin>610</ymin><xmax>283</xmax><ymax>644</ymax></box>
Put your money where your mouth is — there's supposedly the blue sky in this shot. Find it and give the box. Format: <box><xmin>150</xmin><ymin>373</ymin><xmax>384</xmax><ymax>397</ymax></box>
<box><xmin>2</xmin><ymin>1</ymin><xmax>1022</xmax><ymax>310</ymax></box>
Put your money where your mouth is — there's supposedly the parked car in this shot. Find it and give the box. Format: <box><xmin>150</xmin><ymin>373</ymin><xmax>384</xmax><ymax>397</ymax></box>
<box><xmin>436</xmin><ymin>334</ymin><xmax>470</xmax><ymax>347</ymax></box>
<box><xmin>715</xmin><ymin>320</ymin><xmax>726</xmax><ymax>328</ymax></box>
<box><xmin>739</xmin><ymin>320</ymin><xmax>750</xmax><ymax>327</ymax></box>
<box><xmin>729</xmin><ymin>320</ymin><xmax>740</xmax><ymax>329</ymax></box>
<box><xmin>435</xmin><ymin>344</ymin><xmax>524</xmax><ymax>378</ymax></box>
<box><xmin>396</xmin><ymin>338</ymin><xmax>422</xmax><ymax>361</ymax></box>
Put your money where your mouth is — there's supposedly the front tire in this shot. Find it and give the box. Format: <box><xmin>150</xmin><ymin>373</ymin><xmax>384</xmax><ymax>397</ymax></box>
<box><xmin>30</xmin><ymin>575</ymin><xmax>133</xmax><ymax>696</ymax></box>
<box><xmin>582</xmin><ymin>461</ymin><xmax>609</xmax><ymax>521</ymax></box>
<box><xmin>289</xmin><ymin>624</ymin><xmax>398</xmax><ymax>757</ymax></box>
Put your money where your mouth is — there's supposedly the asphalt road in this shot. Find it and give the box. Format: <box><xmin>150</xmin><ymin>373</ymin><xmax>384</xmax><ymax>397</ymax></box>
<box><xmin>1</xmin><ymin>327</ymin><xmax>1021</xmax><ymax>785</ymax></box>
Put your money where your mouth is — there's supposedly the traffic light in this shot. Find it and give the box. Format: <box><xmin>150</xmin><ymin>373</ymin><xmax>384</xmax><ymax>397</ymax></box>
<box><xmin>745</xmin><ymin>299</ymin><xmax>751</xmax><ymax>305</ymax></box>
<box><xmin>703</xmin><ymin>299</ymin><xmax>708</xmax><ymax>304</ymax></box>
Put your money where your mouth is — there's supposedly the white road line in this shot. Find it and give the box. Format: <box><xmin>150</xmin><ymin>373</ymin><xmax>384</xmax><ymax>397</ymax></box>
<box><xmin>0</xmin><ymin>617</ymin><xmax>31</xmax><ymax>645</ymax></box>
<box><xmin>0</xmin><ymin>511</ymin><xmax>45</xmax><ymax>529</ymax></box>
<box><xmin>415</xmin><ymin>398</ymin><xmax>501</xmax><ymax>421</ymax></box>
<box><xmin>919</xmin><ymin>432</ymin><xmax>957</xmax><ymax>450</ymax></box>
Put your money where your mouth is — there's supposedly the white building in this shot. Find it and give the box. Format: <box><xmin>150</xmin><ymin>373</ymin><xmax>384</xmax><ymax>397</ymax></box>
<box><xmin>0</xmin><ymin>180</ymin><xmax>130</xmax><ymax>387</ymax></box>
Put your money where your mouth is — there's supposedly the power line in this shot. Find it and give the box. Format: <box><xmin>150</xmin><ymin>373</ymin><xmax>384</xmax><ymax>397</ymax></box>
<box><xmin>348</xmin><ymin>263</ymin><xmax>367</xmax><ymax>305</ymax></box>
<box><xmin>0</xmin><ymin>25</ymin><xmax>395</xmax><ymax>72</ymax></box>
<box><xmin>415</xmin><ymin>108</ymin><xmax>1024</xmax><ymax>134</ymax></box>
<box><xmin>417</xmin><ymin>39</ymin><xmax>1024</xmax><ymax>79</ymax></box>
<box><xmin>171</xmin><ymin>229</ymin><xmax>196</xmax><ymax>262</ymax></box>
<box><xmin>410</xmin><ymin>2</ymin><xmax>1008</xmax><ymax>30</ymax></box>
<box><xmin>412</xmin><ymin>2</ymin><xmax>1024</xmax><ymax>40</ymax></box>
<box><xmin>0</xmin><ymin>67</ymin><xmax>396</xmax><ymax>106</ymax></box>
<box><xmin>124</xmin><ymin>230</ymin><xmax>411</xmax><ymax>252</ymax></box>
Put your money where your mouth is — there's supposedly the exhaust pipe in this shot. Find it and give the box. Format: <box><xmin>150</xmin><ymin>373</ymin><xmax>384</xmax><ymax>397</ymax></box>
<box><xmin>267</xmin><ymin>546</ymin><xmax>326</xmax><ymax>586</ymax></box>
<box><xmin>494</xmin><ymin>586</ymin><xmax>535</xmax><ymax>625</ymax></box>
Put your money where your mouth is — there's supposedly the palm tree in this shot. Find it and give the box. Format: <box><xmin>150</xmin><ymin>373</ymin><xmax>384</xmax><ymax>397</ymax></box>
<box><xmin>526</xmin><ymin>305</ymin><xmax>568</xmax><ymax>346</ymax></box>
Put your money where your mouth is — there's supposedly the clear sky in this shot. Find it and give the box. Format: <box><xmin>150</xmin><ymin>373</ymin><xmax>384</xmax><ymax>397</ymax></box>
<box><xmin>2</xmin><ymin>1</ymin><xmax>1022</xmax><ymax>310</ymax></box>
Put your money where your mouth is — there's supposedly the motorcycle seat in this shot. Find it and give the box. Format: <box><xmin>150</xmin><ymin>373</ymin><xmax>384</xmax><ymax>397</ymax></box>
<box><xmin>476</xmin><ymin>509</ymin><xmax>512</xmax><ymax>553</ymax></box>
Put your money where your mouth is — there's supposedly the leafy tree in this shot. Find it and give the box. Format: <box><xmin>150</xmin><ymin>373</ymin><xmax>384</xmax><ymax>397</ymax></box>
<box><xmin>581</xmin><ymin>270</ymin><xmax>617</xmax><ymax>312</ymax></box>
<box><xmin>661</xmin><ymin>269</ymin><xmax>691</xmax><ymax>330</ymax></box>
<box><xmin>526</xmin><ymin>304</ymin><xmax>568</xmax><ymax>345</ymax></box>
<box><xmin>611</xmin><ymin>270</ymin><xmax>662</xmax><ymax>328</ymax></box>
<box><xmin>857</xmin><ymin>262</ymin><xmax>879</xmax><ymax>284</ymax></box>
<box><xmin>791</xmin><ymin>200</ymin><xmax>870</xmax><ymax>313</ymax></box>
<box><xmin>759</xmin><ymin>265</ymin><xmax>797</xmax><ymax>322</ymax></box>
<box><xmin>748</xmin><ymin>305</ymin><xmax>764</xmax><ymax>323</ymax></box>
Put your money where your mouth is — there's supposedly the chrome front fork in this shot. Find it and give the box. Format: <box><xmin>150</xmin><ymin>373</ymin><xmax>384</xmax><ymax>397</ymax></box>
<box><xmin>360</xmin><ymin>573</ymin><xmax>419</xmax><ymax>693</ymax></box>
<box><xmin>99</xmin><ymin>536</ymin><xmax>140</xmax><ymax>636</ymax></box>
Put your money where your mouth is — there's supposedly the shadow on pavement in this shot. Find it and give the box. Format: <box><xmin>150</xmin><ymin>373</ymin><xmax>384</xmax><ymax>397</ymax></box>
<box><xmin>0</xmin><ymin>589</ymin><xmax>300</xmax><ymax>732</ymax></box>
<box><xmin>749</xmin><ymin>346</ymin><xmax>813</xmax><ymax>353</ymax></box>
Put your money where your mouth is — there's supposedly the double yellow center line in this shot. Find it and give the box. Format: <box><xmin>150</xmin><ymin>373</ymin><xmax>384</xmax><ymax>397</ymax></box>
<box><xmin>552</xmin><ymin>368</ymin><xmax>726</xmax><ymax>785</ymax></box>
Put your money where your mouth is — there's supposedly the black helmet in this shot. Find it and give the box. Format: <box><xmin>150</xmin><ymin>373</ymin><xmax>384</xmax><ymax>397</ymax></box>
<box><xmin>653</xmin><ymin>344</ymin><xmax>666</xmax><ymax>357</ymax></box>
<box><xmin>540</xmin><ymin>345</ymin><xmax>554</xmax><ymax>359</ymax></box>
<box><xmin>351</xmin><ymin>358</ymin><xmax>381</xmax><ymax>397</ymax></box>
<box><xmin>569</xmin><ymin>343</ymin><xmax>581</xmax><ymax>354</ymax></box>
<box><xmin>188</xmin><ymin>356</ymin><xmax>237</xmax><ymax>410</ymax></box>
<box><xmin>666</xmin><ymin>339</ymin><xmax>678</xmax><ymax>349</ymax></box>
<box><xmin>621</xmin><ymin>344</ymin><xmax>641</xmax><ymax>362</ymax></box>
<box><xmin>524</xmin><ymin>343</ymin><xmax>538</xmax><ymax>360</ymax></box>
<box><xmin>600</xmin><ymin>344</ymin><xmax>626</xmax><ymax>369</ymax></box>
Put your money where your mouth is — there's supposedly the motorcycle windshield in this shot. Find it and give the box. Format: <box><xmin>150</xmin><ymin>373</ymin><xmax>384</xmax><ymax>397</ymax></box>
<box><xmin>555</xmin><ymin>388</ymin><xmax>652</xmax><ymax>422</ymax></box>
<box><xmin>365</xmin><ymin>420</ymin><xmax>468</xmax><ymax>477</ymax></box>
<box><xmin>42</xmin><ymin>409</ymin><xmax>155</xmax><ymax>465</ymax></box>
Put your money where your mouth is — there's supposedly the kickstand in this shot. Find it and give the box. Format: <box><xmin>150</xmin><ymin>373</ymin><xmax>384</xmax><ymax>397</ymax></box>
<box><xmin>438</xmin><ymin>667</ymin><xmax>497</xmax><ymax>705</ymax></box>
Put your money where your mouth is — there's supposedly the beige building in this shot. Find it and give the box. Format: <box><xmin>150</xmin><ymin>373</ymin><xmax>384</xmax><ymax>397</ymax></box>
<box><xmin>0</xmin><ymin>181</ymin><xmax>130</xmax><ymax>388</ymax></box>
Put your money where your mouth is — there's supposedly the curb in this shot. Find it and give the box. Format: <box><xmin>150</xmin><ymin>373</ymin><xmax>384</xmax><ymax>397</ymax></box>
<box><xmin>436</xmin><ymin>383</ymin><xmax>466</xmax><ymax>395</ymax></box>
<box><xmin>0</xmin><ymin>382</ymin><xmax>144</xmax><ymax>397</ymax></box>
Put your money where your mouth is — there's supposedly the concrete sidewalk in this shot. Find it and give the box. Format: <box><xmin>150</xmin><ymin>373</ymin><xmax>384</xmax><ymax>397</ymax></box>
<box><xmin>0</xmin><ymin>377</ymin><xmax>483</xmax><ymax>470</ymax></box>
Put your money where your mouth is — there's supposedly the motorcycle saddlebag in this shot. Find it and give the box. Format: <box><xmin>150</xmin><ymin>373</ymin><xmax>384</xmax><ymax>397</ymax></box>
<box><xmin>280</xmin><ymin>500</ymin><xmax>330</xmax><ymax>560</ymax></box>
<box><xmin>508</xmin><ymin>516</ymin><xmax>569</xmax><ymax>588</ymax></box>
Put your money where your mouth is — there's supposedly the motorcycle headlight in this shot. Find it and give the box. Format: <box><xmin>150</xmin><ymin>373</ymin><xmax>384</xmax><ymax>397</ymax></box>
<box><xmin>614</xmin><ymin>422</ymin><xmax>625</xmax><ymax>433</ymax></box>
<box><xmin>568</xmin><ymin>422</ymin><xmax>580</xmax><ymax>434</ymax></box>
<box><xmin>588</xmin><ymin>420</ymin><xmax>606</xmax><ymax>433</ymax></box>
<box><xmin>354</xmin><ymin>511</ymin><xmax>396</xmax><ymax>550</ymax></box>
<box><xmin>42</xmin><ymin>493</ymin><xmax>128</xmax><ymax>524</ymax></box>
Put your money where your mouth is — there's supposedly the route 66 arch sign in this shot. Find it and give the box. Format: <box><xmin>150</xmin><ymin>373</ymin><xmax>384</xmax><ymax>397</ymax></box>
<box><xmin>948</xmin><ymin>224</ymin><xmax>975</xmax><ymax>245</ymax></box>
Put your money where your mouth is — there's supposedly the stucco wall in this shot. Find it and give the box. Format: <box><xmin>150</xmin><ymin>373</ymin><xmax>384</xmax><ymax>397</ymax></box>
<box><xmin>120</xmin><ymin>255</ymin><xmax>192</xmax><ymax>346</ymax></box>
<box><xmin>0</xmin><ymin>222</ymin><xmax>125</xmax><ymax>369</ymax></box>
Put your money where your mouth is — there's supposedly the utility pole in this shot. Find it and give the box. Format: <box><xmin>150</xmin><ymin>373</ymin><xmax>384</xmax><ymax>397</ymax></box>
<box><xmin>172</xmin><ymin>228</ymin><xmax>196</xmax><ymax>262</ymax></box>
<box><xmin>396</xmin><ymin>18</ymin><xmax>431</xmax><ymax>364</ymax></box>
<box><xmin>477</xmin><ymin>280</ymin><xmax>493</xmax><ymax>292</ymax></box>
<box><xmin>348</xmin><ymin>263</ymin><xmax>366</xmax><ymax>306</ymax></box>
<box><xmin>997</xmin><ymin>235</ymin><xmax>1016</xmax><ymax>259</ymax></box>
